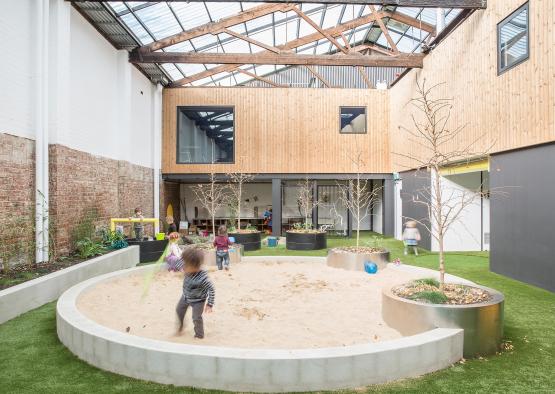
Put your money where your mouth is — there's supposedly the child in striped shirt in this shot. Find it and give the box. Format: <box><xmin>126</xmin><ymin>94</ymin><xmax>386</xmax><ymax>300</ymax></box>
<box><xmin>176</xmin><ymin>247</ymin><xmax>215</xmax><ymax>339</ymax></box>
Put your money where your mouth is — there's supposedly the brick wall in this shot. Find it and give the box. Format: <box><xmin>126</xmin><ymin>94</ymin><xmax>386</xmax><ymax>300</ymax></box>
<box><xmin>0</xmin><ymin>134</ymin><xmax>36</xmax><ymax>266</ymax></box>
<box><xmin>49</xmin><ymin>144</ymin><xmax>154</xmax><ymax>254</ymax></box>
<box><xmin>0</xmin><ymin>133</ymin><xmax>155</xmax><ymax>261</ymax></box>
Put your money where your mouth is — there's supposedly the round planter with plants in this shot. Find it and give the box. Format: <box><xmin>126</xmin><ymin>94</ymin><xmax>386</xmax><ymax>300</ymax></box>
<box><xmin>327</xmin><ymin>246</ymin><xmax>390</xmax><ymax>271</ymax></box>
<box><xmin>228</xmin><ymin>229</ymin><xmax>261</xmax><ymax>251</ymax></box>
<box><xmin>286</xmin><ymin>229</ymin><xmax>327</xmax><ymax>250</ymax></box>
<box><xmin>382</xmin><ymin>277</ymin><xmax>504</xmax><ymax>357</ymax></box>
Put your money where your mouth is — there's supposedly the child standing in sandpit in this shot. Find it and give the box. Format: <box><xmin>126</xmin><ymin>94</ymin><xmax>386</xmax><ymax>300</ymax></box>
<box><xmin>213</xmin><ymin>225</ymin><xmax>232</xmax><ymax>271</ymax></box>
<box><xmin>176</xmin><ymin>247</ymin><xmax>215</xmax><ymax>339</ymax></box>
<box><xmin>165</xmin><ymin>232</ymin><xmax>183</xmax><ymax>272</ymax></box>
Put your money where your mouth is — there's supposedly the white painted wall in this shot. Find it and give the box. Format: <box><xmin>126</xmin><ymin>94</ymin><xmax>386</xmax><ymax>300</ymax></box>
<box><xmin>431</xmin><ymin>172</ymin><xmax>486</xmax><ymax>252</ymax></box>
<box><xmin>0</xmin><ymin>0</ymin><xmax>160</xmax><ymax>169</ymax></box>
<box><xmin>0</xmin><ymin>0</ymin><xmax>37</xmax><ymax>139</ymax></box>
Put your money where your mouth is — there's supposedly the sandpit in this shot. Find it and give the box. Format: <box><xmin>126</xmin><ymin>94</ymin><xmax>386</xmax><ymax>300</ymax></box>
<box><xmin>77</xmin><ymin>259</ymin><xmax>420</xmax><ymax>349</ymax></box>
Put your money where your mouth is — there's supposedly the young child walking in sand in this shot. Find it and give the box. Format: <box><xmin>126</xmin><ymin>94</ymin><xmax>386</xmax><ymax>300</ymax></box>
<box><xmin>165</xmin><ymin>232</ymin><xmax>183</xmax><ymax>272</ymax></box>
<box><xmin>213</xmin><ymin>225</ymin><xmax>232</xmax><ymax>271</ymax></box>
<box><xmin>402</xmin><ymin>220</ymin><xmax>421</xmax><ymax>256</ymax></box>
<box><xmin>176</xmin><ymin>247</ymin><xmax>215</xmax><ymax>339</ymax></box>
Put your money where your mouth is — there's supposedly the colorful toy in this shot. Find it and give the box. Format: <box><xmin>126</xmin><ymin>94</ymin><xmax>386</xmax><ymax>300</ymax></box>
<box><xmin>364</xmin><ymin>261</ymin><xmax>378</xmax><ymax>274</ymax></box>
<box><xmin>229</xmin><ymin>236</ymin><xmax>236</xmax><ymax>243</ymax></box>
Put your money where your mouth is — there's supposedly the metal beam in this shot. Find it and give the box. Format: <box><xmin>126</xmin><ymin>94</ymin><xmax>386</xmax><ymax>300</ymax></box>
<box><xmin>130</xmin><ymin>51</ymin><xmax>424</xmax><ymax>67</ymax></box>
<box><xmin>68</xmin><ymin>1</ymin><xmax>487</xmax><ymax>9</ymax></box>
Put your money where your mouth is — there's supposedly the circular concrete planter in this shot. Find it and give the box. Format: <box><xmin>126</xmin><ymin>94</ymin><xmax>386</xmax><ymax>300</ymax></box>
<box><xmin>56</xmin><ymin>260</ymin><xmax>465</xmax><ymax>392</ymax></box>
<box><xmin>286</xmin><ymin>231</ymin><xmax>327</xmax><ymax>250</ymax></box>
<box><xmin>326</xmin><ymin>248</ymin><xmax>390</xmax><ymax>271</ymax></box>
<box><xmin>382</xmin><ymin>284</ymin><xmax>504</xmax><ymax>357</ymax></box>
<box><xmin>229</xmin><ymin>232</ymin><xmax>261</xmax><ymax>251</ymax></box>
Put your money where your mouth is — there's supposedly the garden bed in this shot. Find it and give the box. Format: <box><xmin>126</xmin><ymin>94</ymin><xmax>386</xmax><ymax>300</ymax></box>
<box><xmin>286</xmin><ymin>231</ymin><xmax>327</xmax><ymax>250</ymax></box>
<box><xmin>327</xmin><ymin>247</ymin><xmax>390</xmax><ymax>271</ymax></box>
<box><xmin>392</xmin><ymin>278</ymin><xmax>492</xmax><ymax>305</ymax></box>
<box><xmin>229</xmin><ymin>231</ymin><xmax>261</xmax><ymax>251</ymax></box>
<box><xmin>0</xmin><ymin>254</ymin><xmax>110</xmax><ymax>290</ymax></box>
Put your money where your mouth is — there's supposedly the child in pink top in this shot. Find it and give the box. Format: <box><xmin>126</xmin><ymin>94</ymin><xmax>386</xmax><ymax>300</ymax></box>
<box><xmin>213</xmin><ymin>225</ymin><xmax>232</xmax><ymax>270</ymax></box>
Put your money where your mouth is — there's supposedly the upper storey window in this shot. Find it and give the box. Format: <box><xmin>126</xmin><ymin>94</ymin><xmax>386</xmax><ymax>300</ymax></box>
<box><xmin>498</xmin><ymin>2</ymin><xmax>529</xmax><ymax>74</ymax></box>
<box><xmin>340</xmin><ymin>107</ymin><xmax>367</xmax><ymax>134</ymax></box>
<box><xmin>177</xmin><ymin>107</ymin><xmax>234</xmax><ymax>164</ymax></box>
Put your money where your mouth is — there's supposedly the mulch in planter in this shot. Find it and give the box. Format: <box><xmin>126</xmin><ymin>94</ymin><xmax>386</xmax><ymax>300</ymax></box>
<box><xmin>332</xmin><ymin>246</ymin><xmax>386</xmax><ymax>253</ymax></box>
<box><xmin>392</xmin><ymin>280</ymin><xmax>492</xmax><ymax>305</ymax></box>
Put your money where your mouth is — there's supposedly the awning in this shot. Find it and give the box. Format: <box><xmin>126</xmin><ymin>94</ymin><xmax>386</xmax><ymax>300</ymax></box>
<box><xmin>439</xmin><ymin>158</ymin><xmax>489</xmax><ymax>176</ymax></box>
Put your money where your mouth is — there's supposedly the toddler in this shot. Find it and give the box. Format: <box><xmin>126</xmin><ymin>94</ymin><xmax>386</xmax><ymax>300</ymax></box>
<box><xmin>213</xmin><ymin>225</ymin><xmax>232</xmax><ymax>270</ymax></box>
<box><xmin>165</xmin><ymin>232</ymin><xmax>183</xmax><ymax>272</ymax></box>
<box><xmin>176</xmin><ymin>247</ymin><xmax>215</xmax><ymax>339</ymax></box>
<box><xmin>402</xmin><ymin>220</ymin><xmax>421</xmax><ymax>256</ymax></box>
<box><xmin>131</xmin><ymin>207</ymin><xmax>144</xmax><ymax>241</ymax></box>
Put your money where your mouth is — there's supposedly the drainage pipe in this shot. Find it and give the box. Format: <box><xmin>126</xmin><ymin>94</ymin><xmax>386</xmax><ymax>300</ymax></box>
<box><xmin>36</xmin><ymin>0</ymin><xmax>49</xmax><ymax>263</ymax></box>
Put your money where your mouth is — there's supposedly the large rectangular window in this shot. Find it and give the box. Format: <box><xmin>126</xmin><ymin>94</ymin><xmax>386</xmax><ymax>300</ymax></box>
<box><xmin>498</xmin><ymin>2</ymin><xmax>529</xmax><ymax>74</ymax></box>
<box><xmin>177</xmin><ymin>106</ymin><xmax>234</xmax><ymax>164</ymax></box>
<box><xmin>339</xmin><ymin>107</ymin><xmax>367</xmax><ymax>134</ymax></box>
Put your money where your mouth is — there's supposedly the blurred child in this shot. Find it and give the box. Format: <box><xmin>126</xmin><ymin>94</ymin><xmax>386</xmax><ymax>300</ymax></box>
<box><xmin>166</xmin><ymin>216</ymin><xmax>177</xmax><ymax>235</ymax></box>
<box><xmin>402</xmin><ymin>220</ymin><xmax>421</xmax><ymax>256</ymax></box>
<box><xmin>176</xmin><ymin>247</ymin><xmax>215</xmax><ymax>339</ymax></box>
<box><xmin>131</xmin><ymin>207</ymin><xmax>144</xmax><ymax>241</ymax></box>
<box><xmin>213</xmin><ymin>225</ymin><xmax>232</xmax><ymax>271</ymax></box>
<box><xmin>165</xmin><ymin>232</ymin><xmax>183</xmax><ymax>272</ymax></box>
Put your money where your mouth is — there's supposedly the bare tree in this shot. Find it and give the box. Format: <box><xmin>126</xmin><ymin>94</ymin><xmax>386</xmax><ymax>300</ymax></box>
<box><xmin>295</xmin><ymin>176</ymin><xmax>320</xmax><ymax>230</ymax></box>
<box><xmin>191</xmin><ymin>172</ymin><xmax>228</xmax><ymax>237</ymax></box>
<box><xmin>337</xmin><ymin>152</ymin><xmax>381</xmax><ymax>248</ymax></box>
<box><xmin>227</xmin><ymin>167</ymin><xmax>256</xmax><ymax>231</ymax></box>
<box><xmin>396</xmin><ymin>80</ymin><xmax>492</xmax><ymax>288</ymax></box>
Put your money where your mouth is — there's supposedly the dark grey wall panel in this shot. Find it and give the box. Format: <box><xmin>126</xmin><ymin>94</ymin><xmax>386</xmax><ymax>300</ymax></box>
<box><xmin>400</xmin><ymin>169</ymin><xmax>431</xmax><ymax>250</ymax></box>
<box><xmin>490</xmin><ymin>143</ymin><xmax>555</xmax><ymax>292</ymax></box>
<box><xmin>383</xmin><ymin>179</ymin><xmax>395</xmax><ymax>237</ymax></box>
<box><xmin>272</xmin><ymin>178</ymin><xmax>282</xmax><ymax>237</ymax></box>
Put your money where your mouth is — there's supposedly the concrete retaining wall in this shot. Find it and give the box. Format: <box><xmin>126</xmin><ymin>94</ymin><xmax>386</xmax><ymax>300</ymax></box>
<box><xmin>0</xmin><ymin>246</ymin><xmax>139</xmax><ymax>324</ymax></box>
<box><xmin>57</xmin><ymin>260</ymin><xmax>464</xmax><ymax>392</ymax></box>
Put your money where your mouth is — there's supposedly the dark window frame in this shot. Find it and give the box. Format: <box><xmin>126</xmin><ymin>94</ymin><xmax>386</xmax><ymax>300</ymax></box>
<box><xmin>339</xmin><ymin>106</ymin><xmax>367</xmax><ymax>134</ymax></box>
<box><xmin>176</xmin><ymin>105</ymin><xmax>236</xmax><ymax>165</ymax></box>
<box><xmin>497</xmin><ymin>2</ymin><xmax>530</xmax><ymax>75</ymax></box>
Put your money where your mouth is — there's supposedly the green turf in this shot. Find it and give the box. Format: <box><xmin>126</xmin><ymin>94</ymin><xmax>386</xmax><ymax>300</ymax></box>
<box><xmin>1</xmin><ymin>232</ymin><xmax>554</xmax><ymax>393</ymax></box>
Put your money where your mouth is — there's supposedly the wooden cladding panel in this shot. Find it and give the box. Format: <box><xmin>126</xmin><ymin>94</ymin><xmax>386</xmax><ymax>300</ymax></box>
<box><xmin>390</xmin><ymin>0</ymin><xmax>555</xmax><ymax>171</ymax></box>
<box><xmin>162</xmin><ymin>88</ymin><xmax>390</xmax><ymax>174</ymax></box>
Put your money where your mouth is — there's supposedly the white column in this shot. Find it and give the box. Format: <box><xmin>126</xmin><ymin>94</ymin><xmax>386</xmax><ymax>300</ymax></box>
<box><xmin>152</xmin><ymin>83</ymin><xmax>162</xmax><ymax>233</ymax></box>
<box><xmin>36</xmin><ymin>0</ymin><xmax>50</xmax><ymax>263</ymax></box>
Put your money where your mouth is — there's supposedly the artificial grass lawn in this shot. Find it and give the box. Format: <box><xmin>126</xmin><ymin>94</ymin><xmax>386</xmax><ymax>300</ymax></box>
<box><xmin>1</xmin><ymin>232</ymin><xmax>554</xmax><ymax>393</ymax></box>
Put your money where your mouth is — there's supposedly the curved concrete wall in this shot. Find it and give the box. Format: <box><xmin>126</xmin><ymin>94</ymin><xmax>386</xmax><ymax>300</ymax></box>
<box><xmin>57</xmin><ymin>259</ymin><xmax>464</xmax><ymax>392</ymax></box>
<box><xmin>0</xmin><ymin>246</ymin><xmax>139</xmax><ymax>324</ymax></box>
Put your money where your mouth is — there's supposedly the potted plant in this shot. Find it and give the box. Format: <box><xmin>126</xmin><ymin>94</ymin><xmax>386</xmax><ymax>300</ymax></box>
<box><xmin>327</xmin><ymin>153</ymin><xmax>388</xmax><ymax>269</ymax></box>
<box><xmin>383</xmin><ymin>80</ymin><xmax>504</xmax><ymax>357</ymax></box>
<box><xmin>286</xmin><ymin>177</ymin><xmax>327</xmax><ymax>250</ymax></box>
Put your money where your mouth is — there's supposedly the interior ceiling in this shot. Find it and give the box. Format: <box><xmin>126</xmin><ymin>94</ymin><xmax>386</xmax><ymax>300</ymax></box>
<box><xmin>73</xmin><ymin>1</ymin><xmax>462</xmax><ymax>88</ymax></box>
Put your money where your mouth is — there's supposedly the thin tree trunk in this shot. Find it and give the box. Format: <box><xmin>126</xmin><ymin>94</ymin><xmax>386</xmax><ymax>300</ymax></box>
<box><xmin>439</xmin><ymin>235</ymin><xmax>445</xmax><ymax>290</ymax></box>
<box><xmin>433</xmin><ymin>165</ymin><xmax>445</xmax><ymax>289</ymax></box>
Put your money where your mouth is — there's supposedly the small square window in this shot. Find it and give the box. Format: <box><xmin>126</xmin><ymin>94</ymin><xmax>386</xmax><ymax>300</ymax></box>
<box><xmin>497</xmin><ymin>2</ymin><xmax>529</xmax><ymax>75</ymax></box>
<box><xmin>339</xmin><ymin>107</ymin><xmax>367</xmax><ymax>134</ymax></box>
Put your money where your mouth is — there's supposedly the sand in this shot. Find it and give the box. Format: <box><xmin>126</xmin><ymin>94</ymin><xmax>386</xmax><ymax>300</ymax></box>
<box><xmin>77</xmin><ymin>260</ymin><xmax>419</xmax><ymax>349</ymax></box>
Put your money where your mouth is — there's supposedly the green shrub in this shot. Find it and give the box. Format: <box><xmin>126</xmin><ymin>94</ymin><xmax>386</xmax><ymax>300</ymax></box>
<box><xmin>409</xmin><ymin>290</ymin><xmax>448</xmax><ymax>304</ymax></box>
<box><xmin>99</xmin><ymin>228</ymin><xmax>128</xmax><ymax>249</ymax></box>
<box><xmin>75</xmin><ymin>238</ymin><xmax>105</xmax><ymax>259</ymax></box>
<box><xmin>413</xmin><ymin>278</ymin><xmax>440</xmax><ymax>288</ymax></box>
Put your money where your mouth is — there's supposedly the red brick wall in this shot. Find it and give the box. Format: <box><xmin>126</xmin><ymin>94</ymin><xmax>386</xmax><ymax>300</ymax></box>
<box><xmin>0</xmin><ymin>133</ymin><xmax>155</xmax><ymax>260</ymax></box>
<box><xmin>49</xmin><ymin>144</ymin><xmax>154</xmax><ymax>254</ymax></box>
<box><xmin>0</xmin><ymin>134</ymin><xmax>35</xmax><ymax>265</ymax></box>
